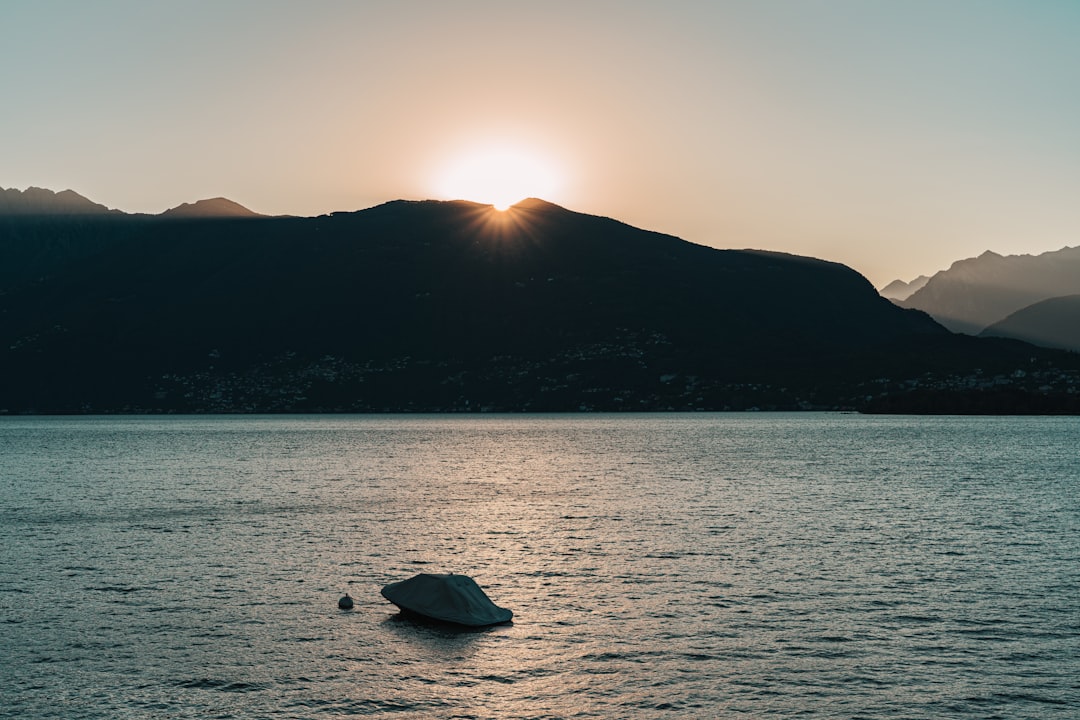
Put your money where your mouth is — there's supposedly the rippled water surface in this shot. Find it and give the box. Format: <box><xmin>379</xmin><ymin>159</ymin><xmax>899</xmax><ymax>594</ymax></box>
<box><xmin>2</xmin><ymin>413</ymin><xmax>1078</xmax><ymax>718</ymax></box>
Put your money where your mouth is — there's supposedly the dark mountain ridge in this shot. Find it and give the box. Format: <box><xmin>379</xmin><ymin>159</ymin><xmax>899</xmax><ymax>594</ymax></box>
<box><xmin>0</xmin><ymin>187</ymin><xmax>261</xmax><ymax>288</ymax></box>
<box><xmin>2</xmin><ymin>193</ymin><xmax>1078</xmax><ymax>413</ymax></box>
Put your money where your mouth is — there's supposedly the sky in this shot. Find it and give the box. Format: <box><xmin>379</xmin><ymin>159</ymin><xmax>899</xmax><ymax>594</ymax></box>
<box><xmin>3</xmin><ymin>0</ymin><xmax>1079</xmax><ymax>287</ymax></box>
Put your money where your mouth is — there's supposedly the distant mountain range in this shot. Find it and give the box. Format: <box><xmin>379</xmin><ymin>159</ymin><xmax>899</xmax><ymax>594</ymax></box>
<box><xmin>0</xmin><ymin>186</ymin><xmax>262</xmax><ymax>218</ymax></box>
<box><xmin>0</xmin><ymin>186</ymin><xmax>121</xmax><ymax>215</ymax></box>
<box><xmin>884</xmin><ymin>246</ymin><xmax>1080</xmax><ymax>351</ymax></box>
<box><xmin>879</xmin><ymin>275</ymin><xmax>929</xmax><ymax>301</ymax></box>
<box><xmin>4</xmin><ymin>186</ymin><xmax>1080</xmax><ymax>413</ymax></box>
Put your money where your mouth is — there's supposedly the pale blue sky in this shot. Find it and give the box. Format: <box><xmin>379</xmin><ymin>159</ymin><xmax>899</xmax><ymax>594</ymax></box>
<box><xmin>3</xmin><ymin>0</ymin><xmax>1079</xmax><ymax>285</ymax></box>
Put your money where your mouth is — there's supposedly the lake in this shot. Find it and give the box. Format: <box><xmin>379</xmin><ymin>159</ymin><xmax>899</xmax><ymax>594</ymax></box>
<box><xmin>2</xmin><ymin>413</ymin><xmax>1077</xmax><ymax>718</ymax></box>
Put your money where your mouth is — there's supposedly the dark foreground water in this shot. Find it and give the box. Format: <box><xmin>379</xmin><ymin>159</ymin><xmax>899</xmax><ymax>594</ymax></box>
<box><xmin>1</xmin><ymin>414</ymin><xmax>1078</xmax><ymax>719</ymax></box>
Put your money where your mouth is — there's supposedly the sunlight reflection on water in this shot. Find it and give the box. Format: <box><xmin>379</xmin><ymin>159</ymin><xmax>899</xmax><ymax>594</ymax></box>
<box><xmin>1</xmin><ymin>413</ymin><xmax>1078</xmax><ymax>718</ymax></box>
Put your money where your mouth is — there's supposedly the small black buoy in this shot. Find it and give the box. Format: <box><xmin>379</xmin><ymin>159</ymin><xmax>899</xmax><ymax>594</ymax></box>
<box><xmin>338</xmin><ymin>593</ymin><xmax>354</xmax><ymax>610</ymax></box>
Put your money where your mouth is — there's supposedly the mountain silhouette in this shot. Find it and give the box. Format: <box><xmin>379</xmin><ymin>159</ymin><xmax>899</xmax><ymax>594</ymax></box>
<box><xmin>980</xmin><ymin>294</ymin><xmax>1080</xmax><ymax>352</ymax></box>
<box><xmin>160</xmin><ymin>197</ymin><xmax>263</xmax><ymax>218</ymax></box>
<box><xmin>2</xmin><ymin>191</ymin><xmax>1077</xmax><ymax>413</ymax></box>
<box><xmin>0</xmin><ymin>186</ymin><xmax>119</xmax><ymax>215</ymax></box>
<box><xmin>900</xmin><ymin>246</ymin><xmax>1080</xmax><ymax>334</ymax></box>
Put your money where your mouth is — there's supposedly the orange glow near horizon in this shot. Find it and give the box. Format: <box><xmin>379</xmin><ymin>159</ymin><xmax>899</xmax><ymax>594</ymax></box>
<box><xmin>434</xmin><ymin>146</ymin><xmax>561</xmax><ymax>210</ymax></box>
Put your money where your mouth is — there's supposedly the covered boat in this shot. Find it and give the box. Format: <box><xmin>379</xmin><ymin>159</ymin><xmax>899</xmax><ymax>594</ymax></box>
<box><xmin>380</xmin><ymin>573</ymin><xmax>513</xmax><ymax>627</ymax></box>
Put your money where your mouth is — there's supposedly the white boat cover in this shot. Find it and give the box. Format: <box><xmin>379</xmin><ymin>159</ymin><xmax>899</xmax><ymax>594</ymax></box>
<box><xmin>380</xmin><ymin>573</ymin><xmax>513</xmax><ymax>626</ymax></box>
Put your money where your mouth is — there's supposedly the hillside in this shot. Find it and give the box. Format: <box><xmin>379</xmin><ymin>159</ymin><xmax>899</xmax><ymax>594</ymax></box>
<box><xmin>981</xmin><ymin>295</ymin><xmax>1080</xmax><ymax>352</ymax></box>
<box><xmin>0</xmin><ymin>187</ymin><xmax>262</xmax><ymax>288</ymax></box>
<box><xmin>2</xmin><ymin>193</ymin><xmax>1078</xmax><ymax>413</ymax></box>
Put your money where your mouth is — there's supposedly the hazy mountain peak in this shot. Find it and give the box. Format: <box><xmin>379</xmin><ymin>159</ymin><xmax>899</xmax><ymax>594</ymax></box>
<box><xmin>880</xmin><ymin>275</ymin><xmax>930</xmax><ymax>301</ymax></box>
<box><xmin>160</xmin><ymin>197</ymin><xmax>262</xmax><ymax>218</ymax></box>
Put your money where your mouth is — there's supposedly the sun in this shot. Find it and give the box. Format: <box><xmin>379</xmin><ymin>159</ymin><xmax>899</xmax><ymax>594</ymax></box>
<box><xmin>434</xmin><ymin>146</ymin><xmax>561</xmax><ymax>210</ymax></box>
